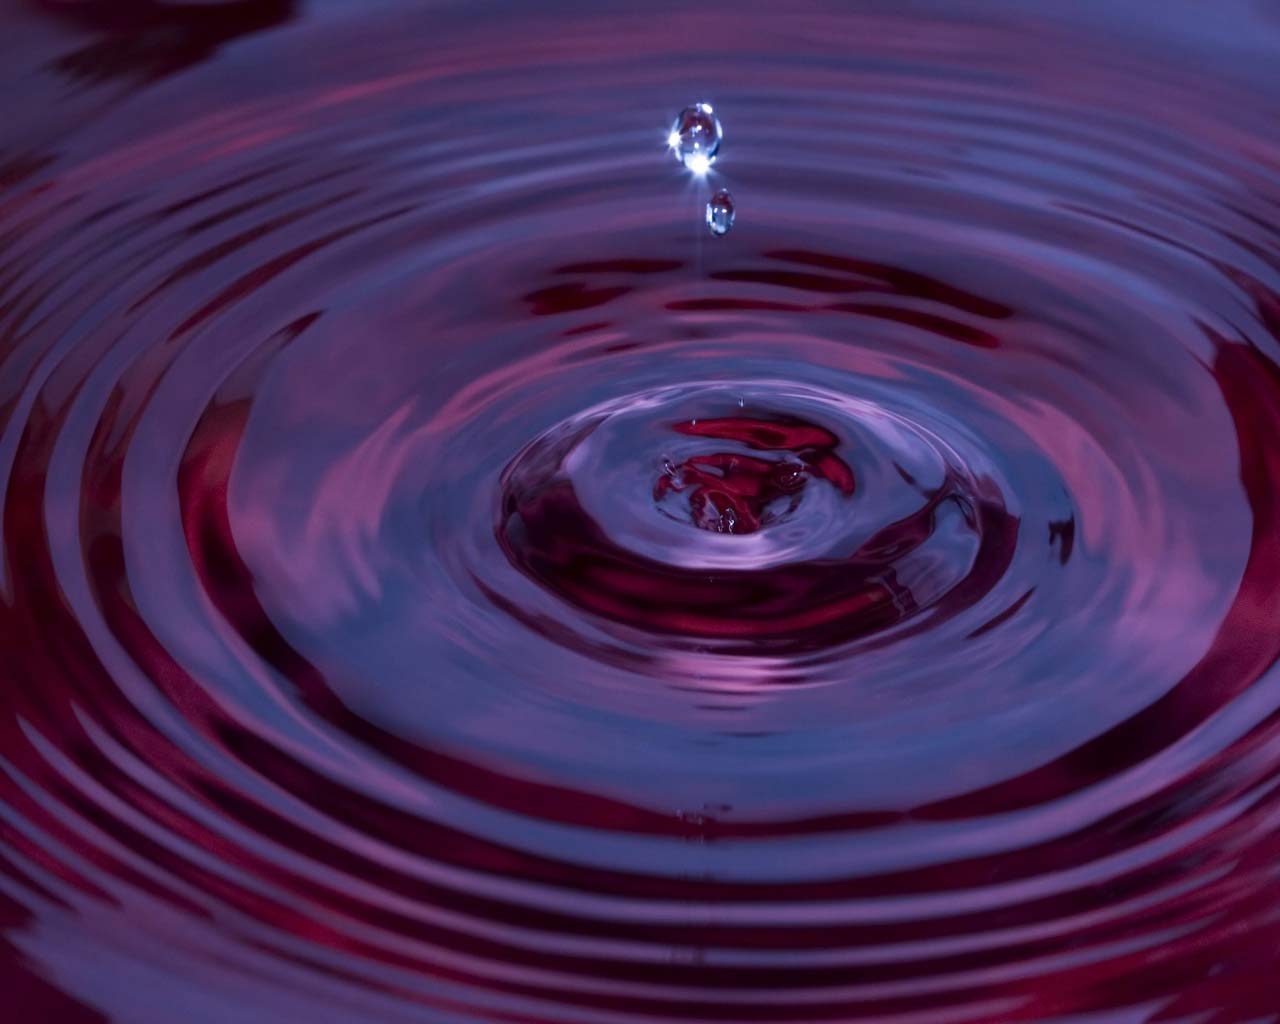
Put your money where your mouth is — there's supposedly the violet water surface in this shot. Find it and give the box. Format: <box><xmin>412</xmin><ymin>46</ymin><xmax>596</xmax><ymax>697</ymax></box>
<box><xmin>3</xmin><ymin>1</ymin><xmax>1280</xmax><ymax>1021</ymax></box>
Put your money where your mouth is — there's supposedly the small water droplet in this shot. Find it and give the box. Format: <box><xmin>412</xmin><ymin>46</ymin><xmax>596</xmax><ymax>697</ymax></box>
<box><xmin>668</xmin><ymin>102</ymin><xmax>722</xmax><ymax>173</ymax></box>
<box><xmin>657</xmin><ymin>457</ymin><xmax>685</xmax><ymax>494</ymax></box>
<box><xmin>706</xmin><ymin>189</ymin><xmax>735</xmax><ymax>236</ymax></box>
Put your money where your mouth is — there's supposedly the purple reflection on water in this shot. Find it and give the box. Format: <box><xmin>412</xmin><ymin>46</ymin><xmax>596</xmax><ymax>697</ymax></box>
<box><xmin>3</xmin><ymin>1</ymin><xmax>1280</xmax><ymax>1021</ymax></box>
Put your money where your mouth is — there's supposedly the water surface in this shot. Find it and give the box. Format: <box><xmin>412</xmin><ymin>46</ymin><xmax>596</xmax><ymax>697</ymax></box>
<box><xmin>3</xmin><ymin>1</ymin><xmax>1280</xmax><ymax>1020</ymax></box>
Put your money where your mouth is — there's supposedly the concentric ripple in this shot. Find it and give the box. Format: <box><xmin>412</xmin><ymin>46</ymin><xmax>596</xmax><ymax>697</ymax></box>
<box><xmin>497</xmin><ymin>381</ymin><xmax>1010</xmax><ymax>656</ymax></box>
<box><xmin>4</xmin><ymin>1</ymin><xmax>1280</xmax><ymax>1021</ymax></box>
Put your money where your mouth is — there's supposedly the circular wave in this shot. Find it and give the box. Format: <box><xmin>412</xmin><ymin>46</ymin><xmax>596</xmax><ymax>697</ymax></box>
<box><xmin>3</xmin><ymin>1</ymin><xmax>1280</xmax><ymax>1021</ymax></box>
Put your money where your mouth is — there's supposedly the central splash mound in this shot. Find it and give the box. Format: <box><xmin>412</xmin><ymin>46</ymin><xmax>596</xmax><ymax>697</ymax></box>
<box><xmin>498</xmin><ymin>382</ymin><xmax>1012</xmax><ymax>653</ymax></box>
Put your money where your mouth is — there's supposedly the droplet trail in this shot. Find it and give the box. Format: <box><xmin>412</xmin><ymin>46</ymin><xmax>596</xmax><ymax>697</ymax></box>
<box><xmin>706</xmin><ymin>189</ymin><xmax>735</xmax><ymax>236</ymax></box>
<box><xmin>669</xmin><ymin>102</ymin><xmax>722</xmax><ymax>173</ymax></box>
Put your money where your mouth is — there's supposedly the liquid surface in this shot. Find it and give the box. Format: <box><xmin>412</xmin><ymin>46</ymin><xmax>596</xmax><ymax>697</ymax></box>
<box><xmin>3</xmin><ymin>1</ymin><xmax>1280</xmax><ymax>1021</ymax></box>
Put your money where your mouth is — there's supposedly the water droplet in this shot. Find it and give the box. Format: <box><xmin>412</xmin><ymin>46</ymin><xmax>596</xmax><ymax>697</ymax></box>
<box><xmin>706</xmin><ymin>189</ymin><xmax>735</xmax><ymax>236</ymax></box>
<box><xmin>668</xmin><ymin>102</ymin><xmax>722</xmax><ymax>173</ymax></box>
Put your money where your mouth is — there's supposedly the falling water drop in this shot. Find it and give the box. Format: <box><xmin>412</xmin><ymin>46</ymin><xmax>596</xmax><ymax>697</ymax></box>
<box><xmin>668</xmin><ymin>102</ymin><xmax>722</xmax><ymax>173</ymax></box>
<box><xmin>706</xmin><ymin>189</ymin><xmax>735</xmax><ymax>236</ymax></box>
